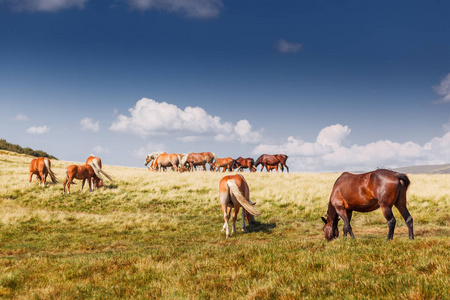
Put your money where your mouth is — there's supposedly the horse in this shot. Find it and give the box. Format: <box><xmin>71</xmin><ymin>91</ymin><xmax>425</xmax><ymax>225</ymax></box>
<box><xmin>144</xmin><ymin>151</ymin><xmax>166</xmax><ymax>170</ymax></box>
<box><xmin>254</xmin><ymin>154</ymin><xmax>289</xmax><ymax>172</ymax></box>
<box><xmin>183</xmin><ymin>152</ymin><xmax>207</xmax><ymax>171</ymax></box>
<box><xmin>63</xmin><ymin>164</ymin><xmax>103</xmax><ymax>194</ymax></box>
<box><xmin>321</xmin><ymin>169</ymin><xmax>414</xmax><ymax>241</ymax></box>
<box><xmin>265</xmin><ymin>164</ymin><xmax>281</xmax><ymax>172</ymax></box>
<box><xmin>86</xmin><ymin>155</ymin><xmax>113</xmax><ymax>187</ymax></box>
<box><xmin>213</xmin><ymin>157</ymin><xmax>235</xmax><ymax>172</ymax></box>
<box><xmin>29</xmin><ymin>157</ymin><xmax>58</xmax><ymax>187</ymax></box>
<box><xmin>232</xmin><ymin>157</ymin><xmax>256</xmax><ymax>172</ymax></box>
<box><xmin>199</xmin><ymin>152</ymin><xmax>218</xmax><ymax>171</ymax></box>
<box><xmin>219</xmin><ymin>174</ymin><xmax>261</xmax><ymax>237</ymax></box>
<box><xmin>154</xmin><ymin>153</ymin><xmax>180</xmax><ymax>171</ymax></box>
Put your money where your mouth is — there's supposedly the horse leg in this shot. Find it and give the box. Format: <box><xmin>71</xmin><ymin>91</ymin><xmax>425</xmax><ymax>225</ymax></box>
<box><xmin>335</xmin><ymin>207</ymin><xmax>354</xmax><ymax>238</ymax></box>
<box><xmin>241</xmin><ymin>209</ymin><xmax>247</xmax><ymax>232</ymax></box>
<box><xmin>88</xmin><ymin>176</ymin><xmax>92</xmax><ymax>192</ymax></box>
<box><xmin>232</xmin><ymin>206</ymin><xmax>239</xmax><ymax>235</ymax></box>
<box><xmin>39</xmin><ymin>171</ymin><xmax>46</xmax><ymax>187</ymax></box>
<box><xmin>394</xmin><ymin>189</ymin><xmax>414</xmax><ymax>239</ymax></box>
<box><xmin>81</xmin><ymin>179</ymin><xmax>86</xmax><ymax>192</ymax></box>
<box><xmin>381</xmin><ymin>206</ymin><xmax>396</xmax><ymax>241</ymax></box>
<box><xmin>222</xmin><ymin>206</ymin><xmax>232</xmax><ymax>237</ymax></box>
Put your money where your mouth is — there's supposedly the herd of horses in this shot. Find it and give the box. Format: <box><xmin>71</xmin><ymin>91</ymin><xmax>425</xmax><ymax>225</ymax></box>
<box><xmin>27</xmin><ymin>154</ymin><xmax>414</xmax><ymax>241</ymax></box>
<box><xmin>144</xmin><ymin>152</ymin><xmax>290</xmax><ymax>173</ymax></box>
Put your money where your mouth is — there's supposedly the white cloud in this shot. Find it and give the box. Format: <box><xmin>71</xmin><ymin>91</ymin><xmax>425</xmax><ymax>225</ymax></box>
<box><xmin>110</xmin><ymin>98</ymin><xmax>262</xmax><ymax>143</ymax></box>
<box><xmin>80</xmin><ymin>118</ymin><xmax>100</xmax><ymax>132</ymax></box>
<box><xmin>26</xmin><ymin>125</ymin><xmax>50</xmax><ymax>134</ymax></box>
<box><xmin>14</xmin><ymin>113</ymin><xmax>29</xmax><ymax>121</ymax></box>
<box><xmin>252</xmin><ymin>124</ymin><xmax>450</xmax><ymax>172</ymax></box>
<box><xmin>92</xmin><ymin>145</ymin><xmax>110</xmax><ymax>155</ymax></box>
<box><xmin>276</xmin><ymin>39</ymin><xmax>302</xmax><ymax>54</ymax></box>
<box><xmin>132</xmin><ymin>142</ymin><xmax>166</xmax><ymax>159</ymax></box>
<box><xmin>2</xmin><ymin>0</ymin><xmax>88</xmax><ymax>12</ymax></box>
<box><xmin>433</xmin><ymin>73</ymin><xmax>450</xmax><ymax>103</ymax></box>
<box><xmin>127</xmin><ymin>0</ymin><xmax>223</xmax><ymax>19</ymax></box>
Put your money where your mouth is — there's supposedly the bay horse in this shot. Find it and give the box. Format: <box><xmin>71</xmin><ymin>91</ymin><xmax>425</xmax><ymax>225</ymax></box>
<box><xmin>63</xmin><ymin>164</ymin><xmax>103</xmax><ymax>194</ymax></box>
<box><xmin>154</xmin><ymin>153</ymin><xmax>180</xmax><ymax>171</ymax></box>
<box><xmin>213</xmin><ymin>157</ymin><xmax>235</xmax><ymax>172</ymax></box>
<box><xmin>29</xmin><ymin>157</ymin><xmax>58</xmax><ymax>187</ymax></box>
<box><xmin>86</xmin><ymin>155</ymin><xmax>113</xmax><ymax>187</ymax></box>
<box><xmin>232</xmin><ymin>157</ymin><xmax>256</xmax><ymax>172</ymax></box>
<box><xmin>183</xmin><ymin>152</ymin><xmax>207</xmax><ymax>171</ymax></box>
<box><xmin>219</xmin><ymin>174</ymin><xmax>261</xmax><ymax>237</ymax></box>
<box><xmin>199</xmin><ymin>152</ymin><xmax>218</xmax><ymax>171</ymax></box>
<box><xmin>322</xmin><ymin>169</ymin><xmax>414</xmax><ymax>241</ymax></box>
<box><xmin>254</xmin><ymin>154</ymin><xmax>289</xmax><ymax>172</ymax></box>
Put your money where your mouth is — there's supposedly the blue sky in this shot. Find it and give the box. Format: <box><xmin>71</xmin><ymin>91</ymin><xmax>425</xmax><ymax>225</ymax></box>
<box><xmin>1</xmin><ymin>0</ymin><xmax>449</xmax><ymax>172</ymax></box>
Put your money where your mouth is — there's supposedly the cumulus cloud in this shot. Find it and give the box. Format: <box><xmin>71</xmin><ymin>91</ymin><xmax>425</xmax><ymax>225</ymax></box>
<box><xmin>126</xmin><ymin>0</ymin><xmax>223</xmax><ymax>19</ymax></box>
<box><xmin>80</xmin><ymin>117</ymin><xmax>100</xmax><ymax>132</ymax></box>
<box><xmin>276</xmin><ymin>39</ymin><xmax>302</xmax><ymax>54</ymax></box>
<box><xmin>110</xmin><ymin>98</ymin><xmax>262</xmax><ymax>143</ymax></box>
<box><xmin>433</xmin><ymin>73</ymin><xmax>450</xmax><ymax>103</ymax></box>
<box><xmin>252</xmin><ymin>124</ymin><xmax>450</xmax><ymax>172</ymax></box>
<box><xmin>92</xmin><ymin>145</ymin><xmax>110</xmax><ymax>154</ymax></box>
<box><xmin>14</xmin><ymin>113</ymin><xmax>29</xmax><ymax>121</ymax></box>
<box><xmin>26</xmin><ymin>125</ymin><xmax>50</xmax><ymax>134</ymax></box>
<box><xmin>2</xmin><ymin>0</ymin><xmax>88</xmax><ymax>12</ymax></box>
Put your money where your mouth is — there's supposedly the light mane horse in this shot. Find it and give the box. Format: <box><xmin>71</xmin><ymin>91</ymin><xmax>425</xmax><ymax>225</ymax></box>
<box><xmin>29</xmin><ymin>157</ymin><xmax>58</xmax><ymax>187</ymax></box>
<box><xmin>219</xmin><ymin>174</ymin><xmax>261</xmax><ymax>237</ymax></box>
<box><xmin>145</xmin><ymin>151</ymin><xmax>166</xmax><ymax>170</ymax></box>
<box><xmin>154</xmin><ymin>153</ymin><xmax>180</xmax><ymax>171</ymax></box>
<box><xmin>63</xmin><ymin>164</ymin><xmax>102</xmax><ymax>194</ymax></box>
<box><xmin>86</xmin><ymin>155</ymin><xmax>113</xmax><ymax>187</ymax></box>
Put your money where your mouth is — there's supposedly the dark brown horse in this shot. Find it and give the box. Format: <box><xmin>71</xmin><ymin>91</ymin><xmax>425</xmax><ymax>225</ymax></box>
<box><xmin>63</xmin><ymin>164</ymin><xmax>103</xmax><ymax>194</ymax></box>
<box><xmin>254</xmin><ymin>154</ymin><xmax>289</xmax><ymax>172</ymax></box>
<box><xmin>213</xmin><ymin>157</ymin><xmax>235</xmax><ymax>172</ymax></box>
<box><xmin>29</xmin><ymin>157</ymin><xmax>58</xmax><ymax>187</ymax></box>
<box><xmin>219</xmin><ymin>174</ymin><xmax>261</xmax><ymax>237</ymax></box>
<box><xmin>232</xmin><ymin>157</ymin><xmax>256</xmax><ymax>172</ymax></box>
<box><xmin>322</xmin><ymin>169</ymin><xmax>413</xmax><ymax>241</ymax></box>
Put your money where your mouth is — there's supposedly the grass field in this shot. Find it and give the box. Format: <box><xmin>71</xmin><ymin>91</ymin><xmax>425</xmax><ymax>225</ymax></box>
<box><xmin>0</xmin><ymin>150</ymin><xmax>449</xmax><ymax>299</ymax></box>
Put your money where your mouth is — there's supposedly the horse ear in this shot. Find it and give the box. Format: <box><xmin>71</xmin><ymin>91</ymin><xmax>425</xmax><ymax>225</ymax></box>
<box><xmin>321</xmin><ymin>217</ymin><xmax>327</xmax><ymax>224</ymax></box>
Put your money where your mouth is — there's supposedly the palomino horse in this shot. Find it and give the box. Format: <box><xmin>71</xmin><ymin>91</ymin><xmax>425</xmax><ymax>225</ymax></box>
<box><xmin>154</xmin><ymin>153</ymin><xmax>180</xmax><ymax>171</ymax></box>
<box><xmin>213</xmin><ymin>157</ymin><xmax>235</xmax><ymax>172</ymax></box>
<box><xmin>182</xmin><ymin>152</ymin><xmax>207</xmax><ymax>171</ymax></box>
<box><xmin>232</xmin><ymin>157</ymin><xmax>256</xmax><ymax>172</ymax></box>
<box><xmin>86</xmin><ymin>156</ymin><xmax>113</xmax><ymax>187</ymax></box>
<box><xmin>322</xmin><ymin>169</ymin><xmax>414</xmax><ymax>241</ymax></box>
<box><xmin>199</xmin><ymin>152</ymin><xmax>218</xmax><ymax>171</ymax></box>
<box><xmin>254</xmin><ymin>154</ymin><xmax>289</xmax><ymax>172</ymax></box>
<box><xmin>29</xmin><ymin>157</ymin><xmax>58</xmax><ymax>187</ymax></box>
<box><xmin>219</xmin><ymin>174</ymin><xmax>261</xmax><ymax>237</ymax></box>
<box><xmin>63</xmin><ymin>164</ymin><xmax>103</xmax><ymax>194</ymax></box>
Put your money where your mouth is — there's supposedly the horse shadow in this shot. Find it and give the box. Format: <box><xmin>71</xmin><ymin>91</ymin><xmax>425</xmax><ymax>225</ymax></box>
<box><xmin>103</xmin><ymin>183</ymin><xmax>118</xmax><ymax>189</ymax></box>
<box><xmin>246</xmin><ymin>221</ymin><xmax>276</xmax><ymax>234</ymax></box>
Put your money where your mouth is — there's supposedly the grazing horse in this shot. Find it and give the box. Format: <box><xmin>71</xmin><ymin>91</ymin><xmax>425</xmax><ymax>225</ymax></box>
<box><xmin>154</xmin><ymin>153</ymin><xmax>180</xmax><ymax>171</ymax></box>
<box><xmin>199</xmin><ymin>152</ymin><xmax>218</xmax><ymax>171</ymax></box>
<box><xmin>86</xmin><ymin>155</ymin><xmax>113</xmax><ymax>187</ymax></box>
<box><xmin>232</xmin><ymin>157</ymin><xmax>256</xmax><ymax>172</ymax></box>
<box><xmin>183</xmin><ymin>152</ymin><xmax>207</xmax><ymax>171</ymax></box>
<box><xmin>322</xmin><ymin>169</ymin><xmax>414</xmax><ymax>241</ymax></box>
<box><xmin>219</xmin><ymin>174</ymin><xmax>261</xmax><ymax>237</ymax></box>
<box><xmin>254</xmin><ymin>154</ymin><xmax>289</xmax><ymax>172</ymax></box>
<box><xmin>63</xmin><ymin>164</ymin><xmax>102</xmax><ymax>194</ymax></box>
<box><xmin>213</xmin><ymin>157</ymin><xmax>235</xmax><ymax>172</ymax></box>
<box><xmin>144</xmin><ymin>151</ymin><xmax>166</xmax><ymax>170</ymax></box>
<box><xmin>29</xmin><ymin>157</ymin><xmax>58</xmax><ymax>187</ymax></box>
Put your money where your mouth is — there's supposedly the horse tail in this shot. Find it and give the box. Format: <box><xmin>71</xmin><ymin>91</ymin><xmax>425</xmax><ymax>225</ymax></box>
<box><xmin>212</xmin><ymin>152</ymin><xmax>218</xmax><ymax>164</ymax></box>
<box><xmin>44</xmin><ymin>158</ymin><xmax>58</xmax><ymax>183</ymax></box>
<box><xmin>397</xmin><ymin>173</ymin><xmax>410</xmax><ymax>190</ymax></box>
<box><xmin>227</xmin><ymin>180</ymin><xmax>261</xmax><ymax>216</ymax></box>
<box><xmin>181</xmin><ymin>153</ymin><xmax>190</xmax><ymax>166</ymax></box>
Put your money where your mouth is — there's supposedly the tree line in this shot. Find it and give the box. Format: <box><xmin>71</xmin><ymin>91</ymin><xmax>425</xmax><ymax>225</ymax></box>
<box><xmin>0</xmin><ymin>139</ymin><xmax>57</xmax><ymax>160</ymax></box>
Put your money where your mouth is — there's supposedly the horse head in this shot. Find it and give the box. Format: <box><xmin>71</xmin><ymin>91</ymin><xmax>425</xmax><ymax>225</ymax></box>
<box><xmin>144</xmin><ymin>155</ymin><xmax>151</xmax><ymax>166</ymax></box>
<box><xmin>321</xmin><ymin>214</ymin><xmax>339</xmax><ymax>241</ymax></box>
<box><xmin>244</xmin><ymin>209</ymin><xmax>255</xmax><ymax>224</ymax></box>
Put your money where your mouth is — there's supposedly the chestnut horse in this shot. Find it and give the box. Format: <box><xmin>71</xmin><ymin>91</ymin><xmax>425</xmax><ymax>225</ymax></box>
<box><xmin>154</xmin><ymin>153</ymin><xmax>180</xmax><ymax>171</ymax></box>
<box><xmin>232</xmin><ymin>157</ymin><xmax>256</xmax><ymax>172</ymax></box>
<box><xmin>219</xmin><ymin>174</ymin><xmax>261</xmax><ymax>237</ymax></box>
<box><xmin>182</xmin><ymin>152</ymin><xmax>207</xmax><ymax>171</ymax></box>
<box><xmin>144</xmin><ymin>151</ymin><xmax>165</xmax><ymax>170</ymax></box>
<box><xmin>63</xmin><ymin>164</ymin><xmax>103</xmax><ymax>194</ymax></box>
<box><xmin>199</xmin><ymin>152</ymin><xmax>218</xmax><ymax>171</ymax></box>
<box><xmin>265</xmin><ymin>164</ymin><xmax>281</xmax><ymax>172</ymax></box>
<box><xmin>322</xmin><ymin>169</ymin><xmax>413</xmax><ymax>241</ymax></box>
<box><xmin>213</xmin><ymin>157</ymin><xmax>235</xmax><ymax>172</ymax></box>
<box><xmin>29</xmin><ymin>157</ymin><xmax>58</xmax><ymax>187</ymax></box>
<box><xmin>86</xmin><ymin>155</ymin><xmax>113</xmax><ymax>186</ymax></box>
<box><xmin>254</xmin><ymin>154</ymin><xmax>289</xmax><ymax>172</ymax></box>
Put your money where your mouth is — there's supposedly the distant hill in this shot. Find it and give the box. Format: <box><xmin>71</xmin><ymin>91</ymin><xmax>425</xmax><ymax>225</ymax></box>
<box><xmin>0</xmin><ymin>139</ymin><xmax>57</xmax><ymax>160</ymax></box>
<box><xmin>393</xmin><ymin>164</ymin><xmax>450</xmax><ymax>174</ymax></box>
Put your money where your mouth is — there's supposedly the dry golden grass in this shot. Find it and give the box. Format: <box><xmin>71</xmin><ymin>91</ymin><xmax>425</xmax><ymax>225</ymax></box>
<box><xmin>0</xmin><ymin>150</ymin><xmax>449</xmax><ymax>299</ymax></box>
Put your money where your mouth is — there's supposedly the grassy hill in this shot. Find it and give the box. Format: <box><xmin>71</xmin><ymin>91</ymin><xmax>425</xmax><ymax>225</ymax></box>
<box><xmin>394</xmin><ymin>163</ymin><xmax>450</xmax><ymax>174</ymax></box>
<box><xmin>0</xmin><ymin>151</ymin><xmax>449</xmax><ymax>299</ymax></box>
<box><xmin>0</xmin><ymin>139</ymin><xmax>57</xmax><ymax>160</ymax></box>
